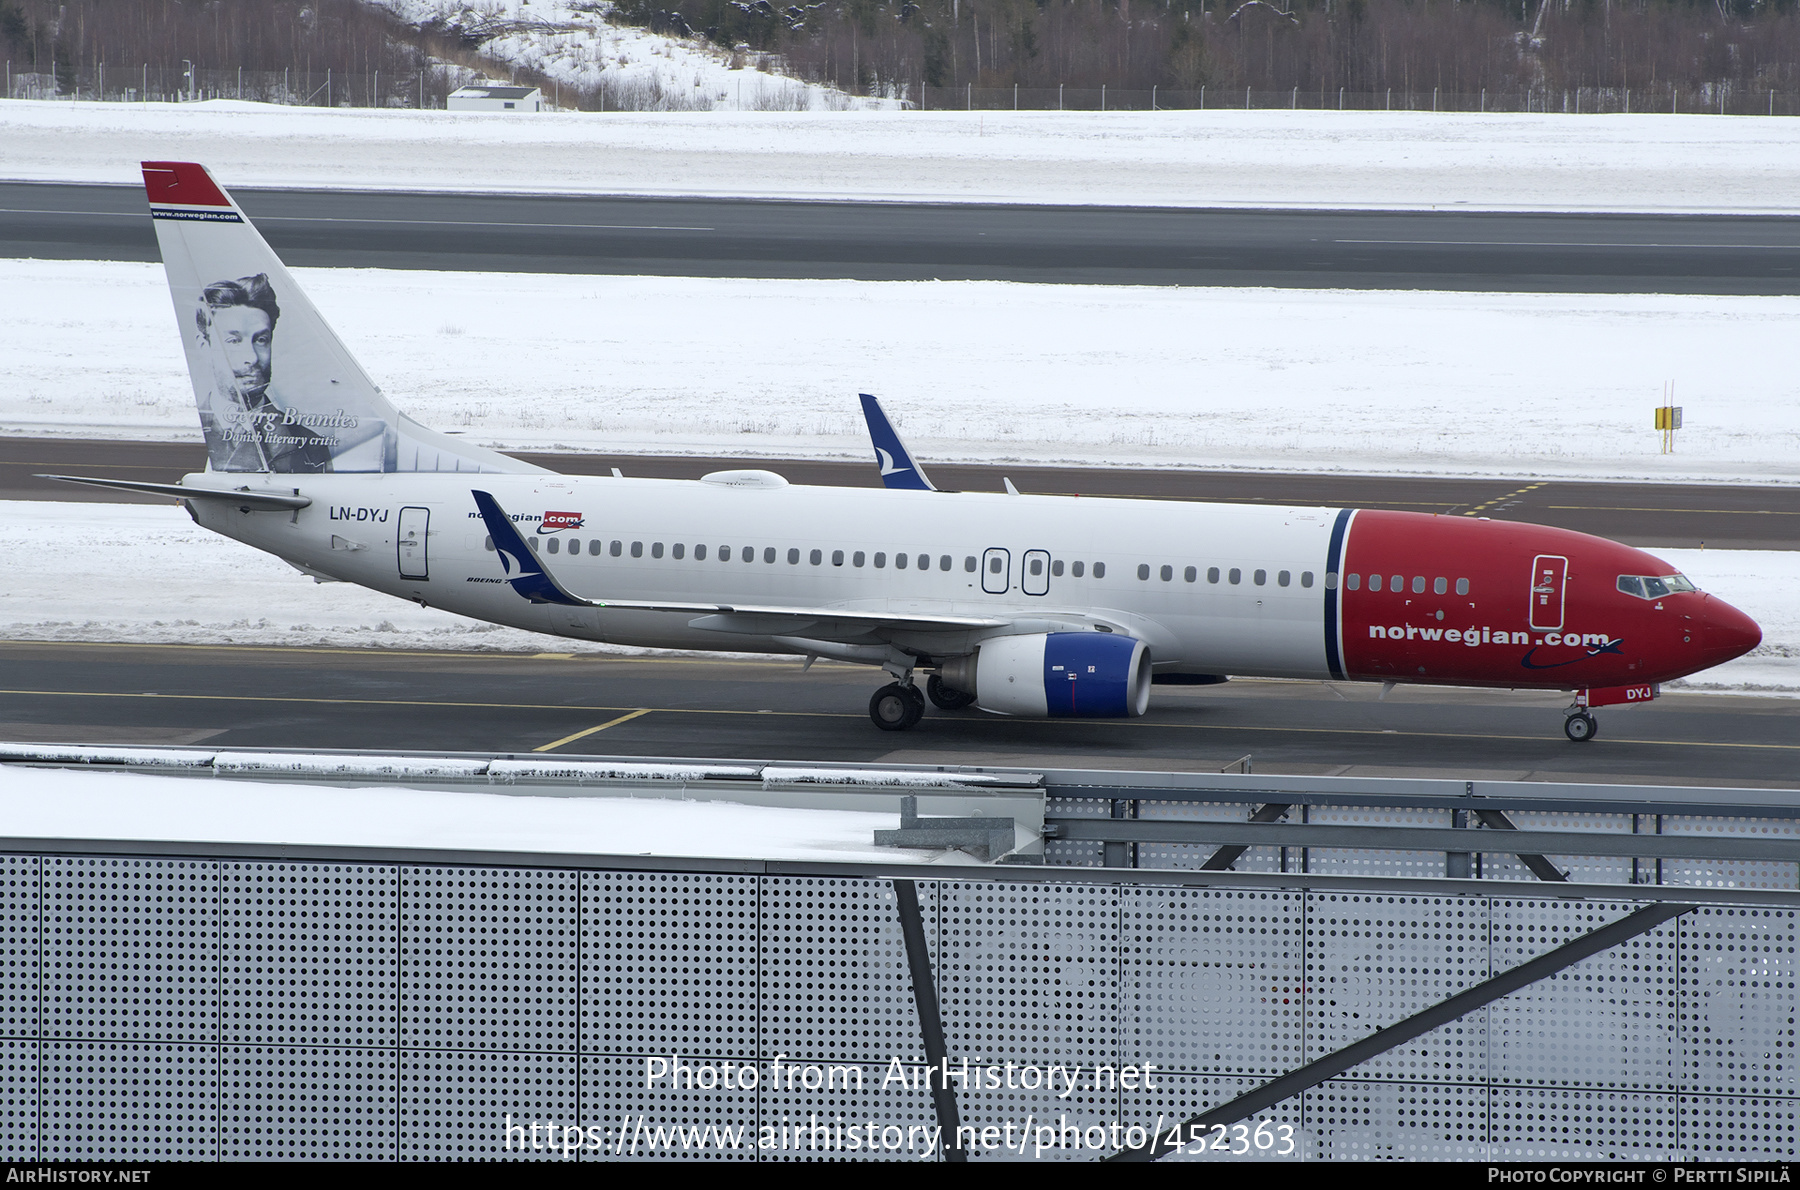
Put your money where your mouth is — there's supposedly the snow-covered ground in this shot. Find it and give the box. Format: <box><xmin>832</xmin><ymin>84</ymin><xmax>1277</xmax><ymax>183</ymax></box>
<box><xmin>5</xmin><ymin>98</ymin><xmax>1800</xmax><ymax>211</ymax></box>
<box><xmin>0</xmin><ymin>764</ymin><xmax>930</xmax><ymax>861</ymax></box>
<box><xmin>368</xmin><ymin>0</ymin><xmax>867</xmax><ymax>112</ymax></box>
<box><xmin>5</xmin><ymin>259</ymin><xmax>1795</xmax><ymax>484</ymax></box>
<box><xmin>0</xmin><ymin>501</ymin><xmax>1790</xmax><ymax>692</ymax></box>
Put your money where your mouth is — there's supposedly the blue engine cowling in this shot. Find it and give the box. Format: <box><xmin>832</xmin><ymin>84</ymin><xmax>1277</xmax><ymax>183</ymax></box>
<box><xmin>971</xmin><ymin>631</ymin><xmax>1152</xmax><ymax>718</ymax></box>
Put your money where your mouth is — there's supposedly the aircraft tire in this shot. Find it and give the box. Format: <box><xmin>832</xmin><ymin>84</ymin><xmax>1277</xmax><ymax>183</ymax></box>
<box><xmin>927</xmin><ymin>674</ymin><xmax>977</xmax><ymax>710</ymax></box>
<box><xmin>871</xmin><ymin>684</ymin><xmax>920</xmax><ymax>731</ymax></box>
<box><xmin>1563</xmin><ymin>711</ymin><xmax>1598</xmax><ymax>743</ymax></box>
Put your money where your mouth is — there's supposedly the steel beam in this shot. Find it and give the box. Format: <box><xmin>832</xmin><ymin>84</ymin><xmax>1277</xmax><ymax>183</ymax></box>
<box><xmin>892</xmin><ymin>879</ymin><xmax>966</xmax><ymax>1161</ymax></box>
<box><xmin>1106</xmin><ymin>900</ymin><xmax>1695</xmax><ymax>1162</ymax></box>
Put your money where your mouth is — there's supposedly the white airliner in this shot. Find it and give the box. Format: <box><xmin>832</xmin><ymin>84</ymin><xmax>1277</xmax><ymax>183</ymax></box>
<box><xmin>48</xmin><ymin>163</ymin><xmax>1762</xmax><ymax>740</ymax></box>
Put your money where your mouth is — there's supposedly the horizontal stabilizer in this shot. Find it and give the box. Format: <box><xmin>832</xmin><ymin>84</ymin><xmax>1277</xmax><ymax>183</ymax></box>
<box><xmin>859</xmin><ymin>393</ymin><xmax>936</xmax><ymax>491</ymax></box>
<box><xmin>37</xmin><ymin>474</ymin><xmax>311</xmax><ymax>511</ymax></box>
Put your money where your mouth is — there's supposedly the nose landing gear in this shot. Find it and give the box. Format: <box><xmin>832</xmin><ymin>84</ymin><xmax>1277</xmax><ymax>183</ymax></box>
<box><xmin>1563</xmin><ymin>710</ymin><xmax>1599</xmax><ymax>743</ymax></box>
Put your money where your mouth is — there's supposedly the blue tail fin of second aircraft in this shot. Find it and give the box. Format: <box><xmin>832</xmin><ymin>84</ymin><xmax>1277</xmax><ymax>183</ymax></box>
<box><xmin>859</xmin><ymin>393</ymin><xmax>936</xmax><ymax>491</ymax></box>
<box><xmin>471</xmin><ymin>490</ymin><xmax>588</xmax><ymax>607</ymax></box>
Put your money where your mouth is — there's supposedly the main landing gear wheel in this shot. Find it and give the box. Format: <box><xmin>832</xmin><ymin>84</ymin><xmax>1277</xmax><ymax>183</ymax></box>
<box><xmin>1564</xmin><ymin>711</ymin><xmax>1599</xmax><ymax>743</ymax></box>
<box><xmin>926</xmin><ymin>674</ymin><xmax>977</xmax><ymax>710</ymax></box>
<box><xmin>870</xmin><ymin>682</ymin><xmax>926</xmax><ymax>731</ymax></box>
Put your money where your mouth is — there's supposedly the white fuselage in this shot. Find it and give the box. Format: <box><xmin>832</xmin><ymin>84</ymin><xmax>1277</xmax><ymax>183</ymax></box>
<box><xmin>188</xmin><ymin>471</ymin><xmax>1345</xmax><ymax>678</ymax></box>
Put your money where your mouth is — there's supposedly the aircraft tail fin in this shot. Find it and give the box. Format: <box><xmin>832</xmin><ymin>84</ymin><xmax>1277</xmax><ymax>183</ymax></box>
<box><xmin>858</xmin><ymin>393</ymin><xmax>936</xmax><ymax>491</ymax></box>
<box><xmin>142</xmin><ymin>161</ymin><xmax>542</xmax><ymax>477</ymax></box>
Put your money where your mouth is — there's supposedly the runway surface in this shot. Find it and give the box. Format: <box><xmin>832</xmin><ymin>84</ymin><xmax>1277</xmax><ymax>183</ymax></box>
<box><xmin>7</xmin><ymin>437</ymin><xmax>1796</xmax><ymax>550</ymax></box>
<box><xmin>0</xmin><ymin>641</ymin><xmax>1792</xmax><ymax>787</ymax></box>
<box><xmin>6</xmin><ymin>182</ymin><xmax>1800</xmax><ymax>293</ymax></box>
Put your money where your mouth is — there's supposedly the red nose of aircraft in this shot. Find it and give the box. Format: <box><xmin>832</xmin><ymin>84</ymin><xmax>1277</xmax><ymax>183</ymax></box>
<box><xmin>1697</xmin><ymin>595</ymin><xmax>1762</xmax><ymax>668</ymax></box>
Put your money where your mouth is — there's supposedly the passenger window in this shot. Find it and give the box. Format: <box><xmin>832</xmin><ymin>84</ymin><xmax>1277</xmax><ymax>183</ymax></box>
<box><xmin>988</xmin><ymin>556</ymin><xmax>1002</xmax><ymax>574</ymax></box>
<box><xmin>1278</xmin><ymin>570</ymin><xmax>1290</xmax><ymax>587</ymax></box>
<box><xmin>1254</xmin><ymin>569</ymin><xmax>1266</xmax><ymax>586</ymax></box>
<box><xmin>788</xmin><ymin>548</ymin><xmax>800</xmax><ymax>564</ymax></box>
<box><xmin>566</xmin><ymin>537</ymin><xmax>580</xmax><ymax>553</ymax></box>
<box><xmin>1207</xmin><ymin>567</ymin><xmax>1219</xmax><ymax>584</ymax></box>
<box><xmin>1433</xmin><ymin>577</ymin><xmax>1446</xmax><ymax>595</ymax></box>
<box><xmin>547</xmin><ymin>537</ymin><xmax>560</xmax><ymax>554</ymax></box>
<box><xmin>831</xmin><ymin>549</ymin><xmax>843</xmax><ymax>566</ymax></box>
<box><xmin>719</xmin><ymin>545</ymin><xmax>731</xmax><ymax>561</ymax></box>
<box><xmin>1325</xmin><ymin>572</ymin><xmax>1339</xmax><ymax>590</ymax></box>
<box><xmin>1094</xmin><ymin>562</ymin><xmax>1106</xmax><ymax>578</ymax></box>
<box><xmin>1409</xmin><ymin>576</ymin><xmax>1423</xmax><ymax>593</ymax></box>
<box><xmin>854</xmin><ymin>551</ymin><xmax>866</xmax><ymax>567</ymax></box>
<box><xmin>589</xmin><ymin>540</ymin><xmax>602</xmax><ymax>556</ymax></box>
<box><xmin>964</xmin><ymin>556</ymin><xmax>977</xmax><ymax>572</ymax></box>
<box><xmin>1346</xmin><ymin>574</ymin><xmax>1360</xmax><ymax>590</ymax></box>
<box><xmin>1031</xmin><ymin>558</ymin><xmax>1045</xmax><ymax>577</ymax></box>
<box><xmin>484</xmin><ymin>535</ymin><xmax>494</xmax><ymax>551</ymax></box>
<box><xmin>1455</xmin><ymin>578</ymin><xmax>1469</xmax><ymax>595</ymax></box>
<box><xmin>610</xmin><ymin>540</ymin><xmax>622</xmax><ymax>557</ymax></box>
<box><xmin>672</xmin><ymin>543</ymin><xmax>684</xmax><ymax>560</ymax></box>
<box><xmin>896</xmin><ymin>553</ymin><xmax>909</xmax><ymax>570</ymax></box>
<box><xmin>1301</xmin><ymin>571</ymin><xmax>1314</xmax><ymax>588</ymax></box>
<box><xmin>1160</xmin><ymin>565</ymin><xmax>1173</xmax><ymax>581</ymax></box>
<box><xmin>694</xmin><ymin>544</ymin><xmax>707</xmax><ymax>561</ymax></box>
<box><xmin>1137</xmin><ymin>564</ymin><xmax>1150</xmax><ymax>581</ymax></box>
<box><xmin>1053</xmin><ymin>560</ymin><xmax>1066</xmax><ymax>577</ymax></box>
<box><xmin>918</xmin><ymin>554</ymin><xmax>930</xmax><ymax>570</ymax></box>
<box><xmin>528</xmin><ymin>538</ymin><xmax>539</xmax><ymax>552</ymax></box>
<box><xmin>939</xmin><ymin>555</ymin><xmax>951</xmax><ymax>571</ymax></box>
<box><xmin>744</xmin><ymin>547</ymin><xmax>755</xmax><ymax>563</ymax></box>
<box><xmin>1071</xmin><ymin>561</ymin><xmax>1085</xmax><ymax>578</ymax></box>
<box><xmin>810</xmin><ymin>549</ymin><xmax>822</xmax><ymax>565</ymax></box>
<box><xmin>1368</xmin><ymin>574</ymin><xmax>1381</xmax><ymax>591</ymax></box>
<box><xmin>1184</xmin><ymin>566</ymin><xmax>1196</xmax><ymax>583</ymax></box>
<box><xmin>764</xmin><ymin>547</ymin><xmax>776</xmax><ymax>564</ymax></box>
<box><xmin>652</xmin><ymin>542</ymin><xmax>664</xmax><ymax>559</ymax></box>
<box><xmin>1229</xmin><ymin>568</ymin><xmax>1241</xmax><ymax>585</ymax></box>
<box><xmin>631</xmin><ymin>541</ymin><xmax>643</xmax><ymax>558</ymax></box>
<box><xmin>1391</xmin><ymin>574</ymin><xmax>1403</xmax><ymax>592</ymax></box>
<box><xmin>875</xmin><ymin>552</ymin><xmax>887</xmax><ymax>568</ymax></box>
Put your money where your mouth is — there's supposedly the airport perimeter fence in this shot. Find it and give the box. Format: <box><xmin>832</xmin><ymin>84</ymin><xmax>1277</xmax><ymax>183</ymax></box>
<box><xmin>9</xmin><ymin>61</ymin><xmax>1800</xmax><ymax>117</ymax></box>
<box><xmin>0</xmin><ymin>838</ymin><xmax>1793</xmax><ymax>1162</ymax></box>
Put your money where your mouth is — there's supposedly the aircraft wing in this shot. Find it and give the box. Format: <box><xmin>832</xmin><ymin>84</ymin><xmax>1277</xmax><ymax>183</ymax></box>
<box><xmin>470</xmin><ymin>490</ymin><xmax>1007</xmax><ymax>635</ymax></box>
<box><xmin>858</xmin><ymin>393</ymin><xmax>937</xmax><ymax>491</ymax></box>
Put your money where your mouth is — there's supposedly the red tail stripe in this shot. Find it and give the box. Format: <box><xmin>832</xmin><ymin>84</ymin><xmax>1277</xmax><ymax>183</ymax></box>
<box><xmin>141</xmin><ymin>161</ymin><xmax>230</xmax><ymax>208</ymax></box>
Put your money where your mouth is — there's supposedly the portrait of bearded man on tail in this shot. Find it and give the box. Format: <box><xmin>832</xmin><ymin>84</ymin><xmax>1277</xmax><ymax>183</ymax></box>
<box><xmin>193</xmin><ymin>273</ymin><xmax>344</xmax><ymax>473</ymax></box>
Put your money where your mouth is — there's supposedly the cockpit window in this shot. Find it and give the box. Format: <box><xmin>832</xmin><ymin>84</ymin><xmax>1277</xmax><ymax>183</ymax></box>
<box><xmin>1618</xmin><ymin>573</ymin><xmax>1697</xmax><ymax>599</ymax></box>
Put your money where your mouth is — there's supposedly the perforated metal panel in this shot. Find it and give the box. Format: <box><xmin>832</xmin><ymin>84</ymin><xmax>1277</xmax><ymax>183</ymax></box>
<box><xmin>221</xmin><ymin>1045</ymin><xmax>395</xmax><ymax>1160</ymax></box>
<box><xmin>44</xmin><ymin>858</ymin><xmax>217</xmax><ymax>1041</ymax></box>
<box><xmin>760</xmin><ymin>1060</ymin><xmax>936</xmax><ymax>1162</ymax></box>
<box><xmin>1489</xmin><ymin>1088</ymin><xmax>1675</xmax><ymax>1161</ymax></box>
<box><xmin>760</xmin><ymin>877</ymin><xmax>922</xmax><ymax>1064</ymax></box>
<box><xmin>957</xmin><ymin>1072</ymin><xmax>1117</xmax><ymax>1162</ymax></box>
<box><xmin>579</xmin><ymin>1053</ymin><xmax>756</xmax><ymax>1161</ymax></box>
<box><xmin>399</xmin><ymin>1051</ymin><xmax>576</xmax><ymax>1160</ymax></box>
<box><xmin>0</xmin><ymin>1040</ymin><xmax>36</xmax><ymax>1161</ymax></box>
<box><xmin>41</xmin><ymin>1040</ymin><xmax>217</xmax><ymax>1159</ymax></box>
<box><xmin>1308</xmin><ymin>895</ymin><xmax>1488</xmax><ymax>1083</ymax></box>
<box><xmin>1307</xmin><ymin>1080</ymin><xmax>1488</xmax><ymax>1160</ymax></box>
<box><xmin>939</xmin><ymin>882</ymin><xmax>1118</xmax><ymax>1069</ymax></box>
<box><xmin>1123</xmin><ymin>1073</ymin><xmax>1305</xmax><ymax>1161</ymax></box>
<box><xmin>1042</xmin><ymin>798</ymin><xmax>1106</xmax><ymax>867</ymax></box>
<box><xmin>0</xmin><ymin>857</ymin><xmax>37</xmax><ymax>1040</ymax></box>
<box><xmin>401</xmin><ymin>867</ymin><xmax>576</xmax><ymax>1051</ymax></box>
<box><xmin>582</xmin><ymin>871</ymin><xmax>757</xmax><ymax>1059</ymax></box>
<box><xmin>1491</xmin><ymin>899</ymin><xmax>1675</xmax><ymax>1090</ymax></box>
<box><xmin>222</xmin><ymin>863</ymin><xmax>397</xmax><ymax>1046</ymax></box>
<box><xmin>1124</xmin><ymin>889</ymin><xmax>1303</xmax><ymax>1077</ymax></box>
<box><xmin>1680</xmin><ymin>906</ymin><xmax>1798</xmax><ymax>1096</ymax></box>
<box><xmin>1682</xmin><ymin>1094</ymin><xmax>1799</xmax><ymax>1160</ymax></box>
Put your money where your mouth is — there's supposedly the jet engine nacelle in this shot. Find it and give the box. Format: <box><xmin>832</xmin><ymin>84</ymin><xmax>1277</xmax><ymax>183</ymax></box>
<box><xmin>959</xmin><ymin>631</ymin><xmax>1152</xmax><ymax>718</ymax></box>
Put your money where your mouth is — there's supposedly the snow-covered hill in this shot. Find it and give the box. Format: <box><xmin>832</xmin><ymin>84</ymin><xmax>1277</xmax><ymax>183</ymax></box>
<box><xmin>369</xmin><ymin>0</ymin><xmax>878</xmax><ymax>110</ymax></box>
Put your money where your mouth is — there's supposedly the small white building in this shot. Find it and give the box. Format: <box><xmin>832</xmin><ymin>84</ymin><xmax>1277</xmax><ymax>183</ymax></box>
<box><xmin>447</xmin><ymin>83</ymin><xmax>544</xmax><ymax>112</ymax></box>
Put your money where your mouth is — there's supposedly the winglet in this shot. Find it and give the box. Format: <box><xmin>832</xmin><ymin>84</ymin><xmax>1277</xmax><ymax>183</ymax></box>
<box><xmin>858</xmin><ymin>393</ymin><xmax>936</xmax><ymax>491</ymax></box>
<box><xmin>470</xmin><ymin>490</ymin><xmax>590</xmax><ymax>607</ymax></box>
